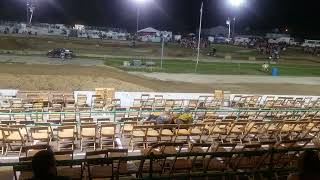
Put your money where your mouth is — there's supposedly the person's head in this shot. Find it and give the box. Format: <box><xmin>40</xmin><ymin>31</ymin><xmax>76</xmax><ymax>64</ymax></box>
<box><xmin>32</xmin><ymin>150</ymin><xmax>57</xmax><ymax>179</ymax></box>
<box><xmin>298</xmin><ymin>150</ymin><xmax>320</xmax><ymax>174</ymax></box>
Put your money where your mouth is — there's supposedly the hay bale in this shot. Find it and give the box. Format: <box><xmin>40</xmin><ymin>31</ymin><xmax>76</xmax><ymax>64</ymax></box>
<box><xmin>225</xmin><ymin>55</ymin><xmax>232</xmax><ymax>60</ymax></box>
<box><xmin>249</xmin><ymin>56</ymin><xmax>256</xmax><ymax>61</ymax></box>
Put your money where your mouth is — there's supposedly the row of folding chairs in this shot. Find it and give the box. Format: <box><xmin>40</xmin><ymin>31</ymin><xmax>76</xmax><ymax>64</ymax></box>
<box><xmin>231</xmin><ymin>95</ymin><xmax>320</xmax><ymax>109</ymax></box>
<box><xmin>122</xmin><ymin>119</ymin><xmax>320</xmax><ymax>151</ymax></box>
<box><xmin>12</xmin><ymin>142</ymin><xmax>316</xmax><ymax>180</ymax></box>
<box><xmin>0</xmin><ymin>121</ymin><xmax>118</xmax><ymax>156</ymax></box>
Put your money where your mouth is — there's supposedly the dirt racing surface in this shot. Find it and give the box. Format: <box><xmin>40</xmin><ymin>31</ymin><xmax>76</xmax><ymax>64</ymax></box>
<box><xmin>0</xmin><ymin>61</ymin><xmax>320</xmax><ymax>95</ymax></box>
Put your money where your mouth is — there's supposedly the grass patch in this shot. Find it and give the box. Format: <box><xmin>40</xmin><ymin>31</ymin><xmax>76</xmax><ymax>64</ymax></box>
<box><xmin>104</xmin><ymin>58</ymin><xmax>320</xmax><ymax>76</ymax></box>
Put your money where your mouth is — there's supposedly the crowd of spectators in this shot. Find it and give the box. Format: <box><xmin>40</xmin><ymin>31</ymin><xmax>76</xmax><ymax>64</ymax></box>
<box><xmin>179</xmin><ymin>37</ymin><xmax>209</xmax><ymax>49</ymax></box>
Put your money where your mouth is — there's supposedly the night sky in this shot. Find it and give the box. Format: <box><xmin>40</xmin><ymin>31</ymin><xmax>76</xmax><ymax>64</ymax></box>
<box><xmin>0</xmin><ymin>0</ymin><xmax>319</xmax><ymax>37</ymax></box>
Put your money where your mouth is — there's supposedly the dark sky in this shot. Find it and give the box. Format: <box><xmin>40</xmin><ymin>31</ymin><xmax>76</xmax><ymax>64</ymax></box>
<box><xmin>0</xmin><ymin>0</ymin><xmax>319</xmax><ymax>37</ymax></box>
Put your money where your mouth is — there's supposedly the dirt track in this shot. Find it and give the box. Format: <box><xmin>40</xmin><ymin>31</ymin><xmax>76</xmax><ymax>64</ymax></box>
<box><xmin>0</xmin><ymin>62</ymin><xmax>320</xmax><ymax>95</ymax></box>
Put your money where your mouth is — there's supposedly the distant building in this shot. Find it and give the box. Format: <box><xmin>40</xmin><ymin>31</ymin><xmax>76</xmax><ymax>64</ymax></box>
<box><xmin>74</xmin><ymin>24</ymin><xmax>85</xmax><ymax>31</ymax></box>
<box><xmin>202</xmin><ymin>26</ymin><xmax>229</xmax><ymax>37</ymax></box>
<box><xmin>266</xmin><ymin>33</ymin><xmax>290</xmax><ymax>39</ymax></box>
<box><xmin>137</xmin><ymin>27</ymin><xmax>172</xmax><ymax>42</ymax></box>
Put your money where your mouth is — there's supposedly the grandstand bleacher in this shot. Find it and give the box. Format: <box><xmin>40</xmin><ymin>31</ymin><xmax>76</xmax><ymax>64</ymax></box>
<box><xmin>0</xmin><ymin>88</ymin><xmax>320</xmax><ymax>179</ymax></box>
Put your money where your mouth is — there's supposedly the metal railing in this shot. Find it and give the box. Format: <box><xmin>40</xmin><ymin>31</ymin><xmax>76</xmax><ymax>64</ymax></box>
<box><xmin>0</xmin><ymin>108</ymin><xmax>319</xmax><ymax>123</ymax></box>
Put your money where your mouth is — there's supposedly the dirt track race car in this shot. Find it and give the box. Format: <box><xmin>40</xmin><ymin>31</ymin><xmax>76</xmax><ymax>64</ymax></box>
<box><xmin>47</xmin><ymin>48</ymin><xmax>74</xmax><ymax>59</ymax></box>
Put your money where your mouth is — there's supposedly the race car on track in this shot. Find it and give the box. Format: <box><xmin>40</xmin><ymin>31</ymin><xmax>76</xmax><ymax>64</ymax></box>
<box><xmin>47</xmin><ymin>48</ymin><xmax>74</xmax><ymax>59</ymax></box>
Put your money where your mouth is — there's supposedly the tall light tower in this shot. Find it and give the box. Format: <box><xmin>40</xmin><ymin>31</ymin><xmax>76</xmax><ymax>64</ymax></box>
<box><xmin>228</xmin><ymin>0</ymin><xmax>245</xmax><ymax>37</ymax></box>
<box><xmin>26</xmin><ymin>0</ymin><xmax>36</xmax><ymax>25</ymax></box>
<box><xmin>194</xmin><ymin>1</ymin><xmax>204</xmax><ymax>73</ymax></box>
<box><xmin>134</xmin><ymin>0</ymin><xmax>147</xmax><ymax>33</ymax></box>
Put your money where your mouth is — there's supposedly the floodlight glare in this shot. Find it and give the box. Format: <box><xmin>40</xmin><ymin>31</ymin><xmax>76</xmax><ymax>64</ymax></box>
<box><xmin>229</xmin><ymin>0</ymin><xmax>245</xmax><ymax>7</ymax></box>
<box><xmin>135</xmin><ymin>0</ymin><xmax>146</xmax><ymax>4</ymax></box>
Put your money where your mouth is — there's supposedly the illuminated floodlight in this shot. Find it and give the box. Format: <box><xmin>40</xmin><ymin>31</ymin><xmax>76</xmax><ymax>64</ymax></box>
<box><xmin>229</xmin><ymin>0</ymin><xmax>245</xmax><ymax>7</ymax></box>
<box><xmin>134</xmin><ymin>0</ymin><xmax>147</xmax><ymax>4</ymax></box>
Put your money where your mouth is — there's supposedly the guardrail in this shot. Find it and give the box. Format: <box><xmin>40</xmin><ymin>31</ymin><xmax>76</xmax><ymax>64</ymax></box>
<box><xmin>2</xmin><ymin>147</ymin><xmax>318</xmax><ymax>180</ymax></box>
<box><xmin>0</xmin><ymin>108</ymin><xmax>319</xmax><ymax>122</ymax></box>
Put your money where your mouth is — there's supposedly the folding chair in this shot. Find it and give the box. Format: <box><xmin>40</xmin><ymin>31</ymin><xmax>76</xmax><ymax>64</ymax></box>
<box><xmin>277</xmin><ymin>121</ymin><xmax>309</xmax><ymax>141</ymax></box>
<box><xmin>62</xmin><ymin>122</ymin><xmax>78</xmax><ymax>139</ymax></box>
<box><xmin>30</xmin><ymin>126</ymin><xmax>51</xmax><ymax>145</ymax></box>
<box><xmin>206</xmin><ymin>121</ymin><xmax>231</xmax><ymax>143</ymax></box>
<box><xmin>11</xmin><ymin>109</ymin><xmax>26</xmax><ymax>124</ymax></box>
<box><xmin>30</xmin><ymin>108</ymin><xmax>43</xmax><ymax>123</ymax></box>
<box><xmin>230</xmin><ymin>143</ymin><xmax>264</xmax><ymax>171</ymax></box>
<box><xmin>263</xmin><ymin>120</ymin><xmax>284</xmax><ymax>141</ymax></box>
<box><xmin>305</xmin><ymin>119</ymin><xmax>320</xmax><ymax>138</ymax></box>
<box><xmin>1</xmin><ymin>127</ymin><xmax>26</xmax><ymax>156</ymax></box>
<box><xmin>155</xmin><ymin>142</ymin><xmax>185</xmax><ymax>175</ymax></box>
<box><xmin>143</xmin><ymin>98</ymin><xmax>154</xmax><ymax>109</ymax></box>
<box><xmin>99</xmin><ymin>122</ymin><xmax>116</xmax><ymax>149</ymax></box>
<box><xmin>24</xmin><ymin>144</ymin><xmax>49</xmax><ymax>157</ymax></box>
<box><xmin>0</xmin><ymin>128</ymin><xmax>4</xmax><ymax>155</ymax></box>
<box><xmin>64</xmin><ymin>93</ymin><xmax>75</xmax><ymax>107</ymax></box>
<box><xmin>47</xmin><ymin>111</ymin><xmax>62</xmax><ymax>124</ymax></box>
<box><xmin>164</xmin><ymin>99</ymin><xmax>174</xmax><ymax>111</ymax></box>
<box><xmin>121</xmin><ymin>121</ymin><xmax>137</xmax><ymax>138</ymax></box>
<box><xmin>225</xmin><ymin>122</ymin><xmax>248</xmax><ymax>143</ymax></box>
<box><xmin>55</xmin><ymin>151</ymin><xmax>83</xmax><ymax>180</ymax></box>
<box><xmin>78</xmin><ymin>107</ymin><xmax>91</xmax><ymax>120</ymax></box>
<box><xmin>92</xmin><ymin>96</ymin><xmax>105</xmax><ymax>111</ymax></box>
<box><xmin>128</xmin><ymin>107</ymin><xmax>140</xmax><ymax>118</ymax></box>
<box><xmin>80</xmin><ymin>117</ymin><xmax>94</xmax><ymax>124</ymax></box>
<box><xmin>10</xmin><ymin>124</ymin><xmax>29</xmax><ymax>142</ymax></box>
<box><xmin>271</xmin><ymin>138</ymin><xmax>312</xmax><ymax>170</ymax></box>
<box><xmin>62</xmin><ymin>107</ymin><xmax>77</xmax><ymax>123</ymax></box>
<box><xmin>145</xmin><ymin>125</ymin><xmax>160</xmax><ymax>148</ymax></box>
<box><xmin>129</xmin><ymin>125</ymin><xmax>147</xmax><ymax>151</ymax></box>
<box><xmin>111</xmin><ymin>99</ymin><xmax>121</xmax><ymax>109</ymax></box>
<box><xmin>140</xmin><ymin>94</ymin><xmax>150</xmax><ymax>106</ymax></box>
<box><xmin>167</xmin><ymin>143</ymin><xmax>205</xmax><ymax>175</ymax></box>
<box><xmin>154</xmin><ymin>95</ymin><xmax>165</xmax><ymax>108</ymax></box>
<box><xmin>57</xmin><ymin>125</ymin><xmax>76</xmax><ymax>151</ymax></box>
<box><xmin>189</xmin><ymin>123</ymin><xmax>205</xmax><ymax>143</ymax></box>
<box><xmin>132</xmin><ymin>99</ymin><xmax>142</xmax><ymax>109</ymax></box>
<box><xmin>174</xmin><ymin>124</ymin><xmax>192</xmax><ymax>145</ymax></box>
<box><xmin>109</xmin><ymin>149</ymin><xmax>140</xmax><ymax>179</ymax></box>
<box><xmin>242</xmin><ymin>120</ymin><xmax>266</xmax><ymax>143</ymax></box>
<box><xmin>204</xmin><ymin>143</ymin><xmax>237</xmax><ymax>172</ymax></box>
<box><xmin>114</xmin><ymin>107</ymin><xmax>127</xmax><ymax>121</ymax></box>
<box><xmin>159</xmin><ymin>124</ymin><xmax>176</xmax><ymax>142</ymax></box>
<box><xmin>76</xmin><ymin>94</ymin><xmax>87</xmax><ymax>107</ymax></box>
<box><xmin>85</xmin><ymin>150</ymin><xmax>113</xmax><ymax>180</ymax></box>
<box><xmin>0</xmin><ymin>109</ymin><xmax>11</xmax><ymax>123</ymax></box>
<box><xmin>80</xmin><ymin>123</ymin><xmax>97</xmax><ymax>151</ymax></box>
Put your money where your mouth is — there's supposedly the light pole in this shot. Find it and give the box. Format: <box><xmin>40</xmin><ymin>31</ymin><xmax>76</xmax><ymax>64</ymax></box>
<box><xmin>136</xmin><ymin>7</ymin><xmax>140</xmax><ymax>33</ymax></box>
<box><xmin>26</xmin><ymin>0</ymin><xmax>36</xmax><ymax>25</ymax></box>
<box><xmin>160</xmin><ymin>35</ymin><xmax>165</xmax><ymax>69</ymax></box>
<box><xmin>195</xmin><ymin>1</ymin><xmax>204</xmax><ymax>73</ymax></box>
<box><xmin>232</xmin><ymin>17</ymin><xmax>236</xmax><ymax>37</ymax></box>
<box><xmin>226</xmin><ymin>17</ymin><xmax>231</xmax><ymax>39</ymax></box>
<box><xmin>228</xmin><ymin>0</ymin><xmax>245</xmax><ymax>37</ymax></box>
<box><xmin>134</xmin><ymin>0</ymin><xmax>146</xmax><ymax>33</ymax></box>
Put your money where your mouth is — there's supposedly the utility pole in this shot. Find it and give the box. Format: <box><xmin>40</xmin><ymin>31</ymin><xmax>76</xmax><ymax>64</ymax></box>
<box><xmin>161</xmin><ymin>36</ymin><xmax>165</xmax><ymax>69</ymax></box>
<box><xmin>195</xmin><ymin>1</ymin><xmax>203</xmax><ymax>73</ymax></box>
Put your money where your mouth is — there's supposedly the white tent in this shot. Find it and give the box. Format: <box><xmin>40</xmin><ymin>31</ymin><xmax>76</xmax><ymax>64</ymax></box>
<box><xmin>138</xmin><ymin>27</ymin><xmax>160</xmax><ymax>34</ymax></box>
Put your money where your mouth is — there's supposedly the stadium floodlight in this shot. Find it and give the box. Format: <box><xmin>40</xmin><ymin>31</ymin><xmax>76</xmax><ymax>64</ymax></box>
<box><xmin>228</xmin><ymin>0</ymin><xmax>245</xmax><ymax>7</ymax></box>
<box><xmin>133</xmin><ymin>0</ymin><xmax>148</xmax><ymax>33</ymax></box>
<box><xmin>135</xmin><ymin>0</ymin><xmax>146</xmax><ymax>4</ymax></box>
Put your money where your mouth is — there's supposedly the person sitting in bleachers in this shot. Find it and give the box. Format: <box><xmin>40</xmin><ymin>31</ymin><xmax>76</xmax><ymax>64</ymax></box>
<box><xmin>31</xmin><ymin>150</ymin><xmax>70</xmax><ymax>180</ymax></box>
<box><xmin>173</xmin><ymin>107</ymin><xmax>193</xmax><ymax>125</ymax></box>
<box><xmin>287</xmin><ymin>150</ymin><xmax>320</xmax><ymax>180</ymax></box>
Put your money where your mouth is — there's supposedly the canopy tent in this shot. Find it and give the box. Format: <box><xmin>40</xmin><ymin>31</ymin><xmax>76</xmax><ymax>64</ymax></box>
<box><xmin>138</xmin><ymin>27</ymin><xmax>160</xmax><ymax>34</ymax></box>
